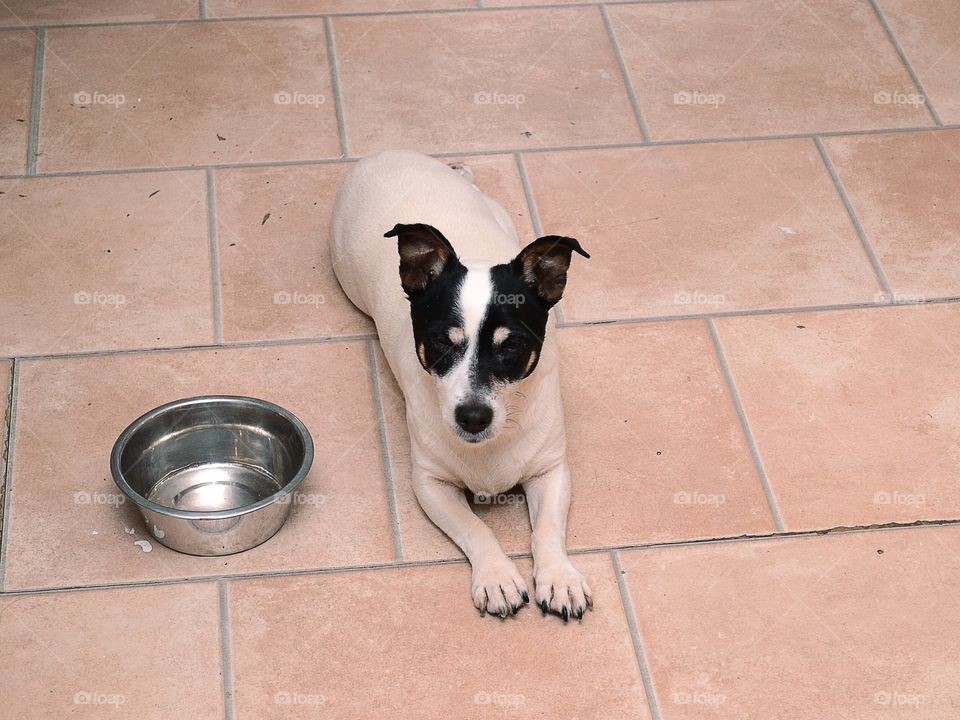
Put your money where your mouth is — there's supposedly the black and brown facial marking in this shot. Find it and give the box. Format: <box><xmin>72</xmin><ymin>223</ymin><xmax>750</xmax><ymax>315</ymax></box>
<box><xmin>385</xmin><ymin>223</ymin><xmax>467</xmax><ymax>375</ymax></box>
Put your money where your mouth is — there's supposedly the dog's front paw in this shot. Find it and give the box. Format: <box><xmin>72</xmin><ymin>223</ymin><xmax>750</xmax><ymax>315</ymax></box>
<box><xmin>534</xmin><ymin>559</ymin><xmax>592</xmax><ymax>622</ymax></box>
<box><xmin>471</xmin><ymin>557</ymin><xmax>529</xmax><ymax>619</ymax></box>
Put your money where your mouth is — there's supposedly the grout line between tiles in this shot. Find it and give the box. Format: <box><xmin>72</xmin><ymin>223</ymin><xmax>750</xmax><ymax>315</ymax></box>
<box><xmin>515</xmin><ymin>152</ymin><xmax>569</xmax><ymax>324</ymax></box>
<box><xmin>6</xmin><ymin>519</ymin><xmax>960</xmax><ymax>596</ymax></box>
<box><xmin>555</xmin><ymin>295</ymin><xmax>960</xmax><ymax>329</ymax></box>
<box><xmin>4</xmin><ymin>124</ymin><xmax>960</xmax><ymax>182</ymax></box>
<box><xmin>0</xmin><ymin>0</ymin><xmax>739</xmax><ymax>30</ymax></box>
<box><xmin>707</xmin><ymin>318</ymin><xmax>786</xmax><ymax>532</ymax></box>
<box><xmin>867</xmin><ymin>0</ymin><xmax>942</xmax><ymax>127</ymax></box>
<box><xmin>813</xmin><ymin>136</ymin><xmax>894</xmax><ymax>299</ymax></box>
<box><xmin>600</xmin><ymin>4</ymin><xmax>651</xmax><ymax>142</ymax></box>
<box><xmin>0</xmin><ymin>359</ymin><xmax>20</xmax><ymax>593</ymax></box>
<box><xmin>218</xmin><ymin>580</ymin><xmax>235</xmax><ymax>720</ymax></box>
<box><xmin>6</xmin><ymin>333</ymin><xmax>378</xmax><ymax>363</ymax></box>
<box><xmin>612</xmin><ymin>551</ymin><xmax>662</xmax><ymax>720</ymax></box>
<box><xmin>514</xmin><ymin>152</ymin><xmax>544</xmax><ymax>237</ymax></box>
<box><xmin>5</xmin><ymin>296</ymin><xmax>960</xmax><ymax>364</ymax></box>
<box><xmin>25</xmin><ymin>28</ymin><xmax>44</xmax><ymax>175</ymax></box>
<box><xmin>205</xmin><ymin>168</ymin><xmax>224</xmax><ymax>343</ymax></box>
<box><xmin>324</xmin><ymin>16</ymin><xmax>350</xmax><ymax>158</ymax></box>
<box><xmin>365</xmin><ymin>338</ymin><xmax>405</xmax><ymax>562</ymax></box>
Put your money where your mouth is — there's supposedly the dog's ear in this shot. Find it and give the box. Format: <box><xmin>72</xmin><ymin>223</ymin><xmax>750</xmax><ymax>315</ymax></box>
<box><xmin>510</xmin><ymin>235</ymin><xmax>589</xmax><ymax>307</ymax></box>
<box><xmin>385</xmin><ymin>223</ymin><xmax>459</xmax><ymax>297</ymax></box>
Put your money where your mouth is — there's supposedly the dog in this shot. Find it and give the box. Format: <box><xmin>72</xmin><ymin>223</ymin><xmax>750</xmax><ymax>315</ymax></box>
<box><xmin>330</xmin><ymin>150</ymin><xmax>590</xmax><ymax>621</ymax></box>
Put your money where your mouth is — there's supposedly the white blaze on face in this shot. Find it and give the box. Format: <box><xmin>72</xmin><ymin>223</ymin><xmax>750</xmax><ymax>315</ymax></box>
<box><xmin>435</xmin><ymin>262</ymin><xmax>498</xmax><ymax>437</ymax></box>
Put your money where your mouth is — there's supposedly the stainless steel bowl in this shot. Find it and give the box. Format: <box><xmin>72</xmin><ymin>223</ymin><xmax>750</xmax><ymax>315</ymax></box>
<box><xmin>110</xmin><ymin>395</ymin><xmax>314</xmax><ymax>556</ymax></box>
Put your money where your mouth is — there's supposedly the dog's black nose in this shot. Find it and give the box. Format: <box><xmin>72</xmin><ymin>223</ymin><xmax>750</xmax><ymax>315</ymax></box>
<box><xmin>455</xmin><ymin>402</ymin><xmax>493</xmax><ymax>434</ymax></box>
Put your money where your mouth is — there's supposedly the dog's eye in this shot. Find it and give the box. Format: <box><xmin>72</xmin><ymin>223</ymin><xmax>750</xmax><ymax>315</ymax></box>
<box><xmin>498</xmin><ymin>337</ymin><xmax>525</xmax><ymax>355</ymax></box>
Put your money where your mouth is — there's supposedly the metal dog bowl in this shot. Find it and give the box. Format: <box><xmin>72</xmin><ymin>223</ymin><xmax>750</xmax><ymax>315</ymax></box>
<box><xmin>110</xmin><ymin>395</ymin><xmax>314</xmax><ymax>556</ymax></box>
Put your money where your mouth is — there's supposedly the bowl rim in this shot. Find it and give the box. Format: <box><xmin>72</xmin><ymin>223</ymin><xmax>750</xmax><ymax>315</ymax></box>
<box><xmin>110</xmin><ymin>394</ymin><xmax>315</xmax><ymax>520</ymax></box>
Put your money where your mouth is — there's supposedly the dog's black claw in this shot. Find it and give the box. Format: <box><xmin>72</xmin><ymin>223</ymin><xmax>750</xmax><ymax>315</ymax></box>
<box><xmin>575</xmin><ymin>607</ymin><xmax>584</xmax><ymax>620</ymax></box>
<box><xmin>521</xmin><ymin>591</ymin><xmax>530</xmax><ymax>604</ymax></box>
<box><xmin>540</xmin><ymin>600</ymin><xmax>548</xmax><ymax>614</ymax></box>
<box><xmin>561</xmin><ymin>607</ymin><xmax>569</xmax><ymax>623</ymax></box>
<box><xmin>511</xmin><ymin>604</ymin><xmax>519</xmax><ymax>615</ymax></box>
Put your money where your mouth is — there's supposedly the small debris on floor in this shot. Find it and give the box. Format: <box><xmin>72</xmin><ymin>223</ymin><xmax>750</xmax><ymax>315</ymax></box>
<box><xmin>148</xmin><ymin>190</ymin><xmax>160</xmax><ymax>198</ymax></box>
<box><xmin>133</xmin><ymin>539</ymin><xmax>153</xmax><ymax>553</ymax></box>
<box><xmin>261</xmin><ymin>213</ymin><xmax>271</xmax><ymax>226</ymax></box>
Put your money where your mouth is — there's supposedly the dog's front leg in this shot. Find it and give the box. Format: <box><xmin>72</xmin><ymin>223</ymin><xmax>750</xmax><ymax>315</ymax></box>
<box><xmin>523</xmin><ymin>461</ymin><xmax>592</xmax><ymax>621</ymax></box>
<box><xmin>413</xmin><ymin>472</ymin><xmax>530</xmax><ymax>618</ymax></box>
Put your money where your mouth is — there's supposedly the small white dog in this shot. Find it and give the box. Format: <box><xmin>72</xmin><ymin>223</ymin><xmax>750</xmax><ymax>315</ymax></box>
<box><xmin>331</xmin><ymin>150</ymin><xmax>590</xmax><ymax>621</ymax></box>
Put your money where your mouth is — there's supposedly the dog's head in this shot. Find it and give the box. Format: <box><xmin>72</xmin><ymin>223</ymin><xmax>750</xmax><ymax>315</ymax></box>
<box><xmin>385</xmin><ymin>223</ymin><xmax>589</xmax><ymax>444</ymax></box>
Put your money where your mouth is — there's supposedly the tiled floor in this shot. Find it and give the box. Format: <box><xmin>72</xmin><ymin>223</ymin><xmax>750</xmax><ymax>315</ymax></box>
<box><xmin>1</xmin><ymin>0</ymin><xmax>959</xmax><ymax>717</ymax></box>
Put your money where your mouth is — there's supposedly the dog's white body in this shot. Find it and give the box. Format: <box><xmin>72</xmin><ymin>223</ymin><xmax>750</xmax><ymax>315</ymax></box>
<box><xmin>331</xmin><ymin>150</ymin><xmax>590</xmax><ymax>619</ymax></box>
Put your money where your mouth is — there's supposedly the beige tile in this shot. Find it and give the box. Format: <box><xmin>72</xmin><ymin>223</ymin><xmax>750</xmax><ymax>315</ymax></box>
<box><xmin>0</xmin><ymin>31</ymin><xmax>34</xmax><ymax>175</ymax></box>
<box><xmin>0</xmin><ymin>0</ymin><xmax>198</xmax><ymax>25</ymax></box>
<box><xmin>715</xmin><ymin>304</ymin><xmax>960</xmax><ymax>530</ymax></box>
<box><xmin>214</xmin><ymin>163</ymin><xmax>372</xmax><ymax>343</ymax></box>
<box><xmin>228</xmin><ymin>554</ymin><xmax>649</xmax><ymax>719</ymax></box>
<box><xmin>876</xmin><ymin>0</ymin><xmax>960</xmax><ymax>124</ymax></box>
<box><xmin>620</xmin><ymin>527</ymin><xmax>960</xmax><ymax>719</ymax></box>
<box><xmin>0</xmin><ymin>171</ymin><xmax>213</xmax><ymax>356</ymax></box>
<box><xmin>0</xmin><ymin>582</ymin><xmax>223</xmax><ymax>719</ymax></box>
<box><xmin>608</xmin><ymin>0</ymin><xmax>933</xmax><ymax>140</ymax></box>
<box><xmin>386</xmin><ymin>322</ymin><xmax>776</xmax><ymax>562</ymax></box>
<box><xmin>39</xmin><ymin>20</ymin><xmax>340</xmax><ymax>172</ymax></box>
<box><xmin>523</xmin><ymin>142</ymin><xmax>883</xmax><ymax>322</ymax></box>
<box><xmin>333</xmin><ymin>7</ymin><xmax>642</xmax><ymax>155</ymax></box>
<box><xmin>208</xmin><ymin>0</ymin><xmax>473</xmax><ymax>17</ymax></box>
<box><xmin>560</xmin><ymin>322</ymin><xmax>777</xmax><ymax>546</ymax></box>
<box><xmin>2</xmin><ymin>341</ymin><xmax>395</xmax><ymax>591</ymax></box>
<box><xmin>214</xmin><ymin>154</ymin><xmax>531</xmax><ymax>343</ymax></box>
<box><xmin>824</xmin><ymin>130</ymin><xmax>960</xmax><ymax>299</ymax></box>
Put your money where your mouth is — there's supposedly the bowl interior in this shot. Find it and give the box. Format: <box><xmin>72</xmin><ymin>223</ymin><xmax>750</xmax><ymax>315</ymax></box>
<box><xmin>117</xmin><ymin>399</ymin><xmax>309</xmax><ymax>514</ymax></box>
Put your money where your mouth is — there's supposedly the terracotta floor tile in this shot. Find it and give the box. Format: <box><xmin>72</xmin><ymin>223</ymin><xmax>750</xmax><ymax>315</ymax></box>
<box><xmin>214</xmin><ymin>154</ymin><xmax>531</xmax><ymax>343</ymax></box>
<box><xmin>559</xmin><ymin>322</ymin><xmax>776</xmax><ymax>545</ymax></box>
<box><xmin>0</xmin><ymin>171</ymin><xmax>213</xmax><ymax>356</ymax></box>
<box><xmin>385</xmin><ymin>322</ymin><xmax>775</xmax><ymax>562</ymax></box>
<box><xmin>208</xmin><ymin>0</ymin><xmax>473</xmax><ymax>17</ymax></box>
<box><xmin>0</xmin><ymin>31</ymin><xmax>34</xmax><ymax>175</ymax></box>
<box><xmin>608</xmin><ymin>0</ymin><xmax>933</xmax><ymax>140</ymax></box>
<box><xmin>0</xmin><ymin>582</ymin><xmax>223</xmax><ymax>718</ymax></box>
<box><xmin>876</xmin><ymin>0</ymin><xmax>960</xmax><ymax>124</ymax></box>
<box><xmin>715</xmin><ymin>304</ymin><xmax>960</xmax><ymax>530</ymax></box>
<box><xmin>333</xmin><ymin>7</ymin><xmax>642</xmax><ymax>155</ymax></box>
<box><xmin>823</xmin><ymin>130</ymin><xmax>960</xmax><ymax>300</ymax></box>
<box><xmin>39</xmin><ymin>20</ymin><xmax>340</xmax><ymax>172</ymax></box>
<box><xmin>523</xmin><ymin>142</ymin><xmax>883</xmax><ymax>322</ymax></box>
<box><xmin>228</xmin><ymin>554</ymin><xmax>649</xmax><ymax>719</ymax></box>
<box><xmin>2</xmin><ymin>341</ymin><xmax>395</xmax><ymax>591</ymax></box>
<box><xmin>0</xmin><ymin>0</ymin><xmax>198</xmax><ymax>25</ymax></box>
<box><xmin>620</xmin><ymin>527</ymin><xmax>960</xmax><ymax>719</ymax></box>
